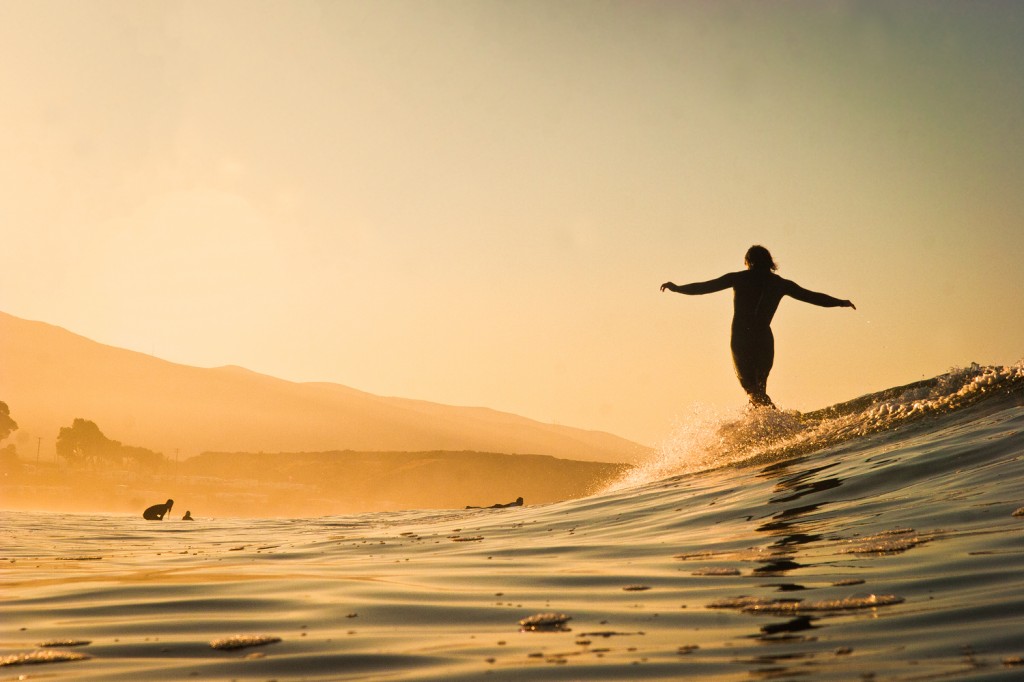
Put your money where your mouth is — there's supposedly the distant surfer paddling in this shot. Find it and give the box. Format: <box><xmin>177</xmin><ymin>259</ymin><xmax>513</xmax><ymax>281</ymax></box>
<box><xmin>143</xmin><ymin>498</ymin><xmax>174</xmax><ymax>520</ymax></box>
<box><xmin>661</xmin><ymin>245</ymin><xmax>855</xmax><ymax>409</ymax></box>
<box><xmin>466</xmin><ymin>496</ymin><xmax>524</xmax><ymax>510</ymax></box>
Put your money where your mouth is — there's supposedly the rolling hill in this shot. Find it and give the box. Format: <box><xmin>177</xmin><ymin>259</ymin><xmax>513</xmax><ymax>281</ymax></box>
<box><xmin>0</xmin><ymin>311</ymin><xmax>645</xmax><ymax>464</ymax></box>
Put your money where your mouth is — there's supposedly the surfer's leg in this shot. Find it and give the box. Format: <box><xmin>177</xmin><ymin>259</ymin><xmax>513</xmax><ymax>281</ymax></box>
<box><xmin>731</xmin><ymin>337</ymin><xmax>762</xmax><ymax>405</ymax></box>
<box><xmin>732</xmin><ymin>330</ymin><xmax>775</xmax><ymax>408</ymax></box>
<box><xmin>752</xmin><ymin>329</ymin><xmax>775</xmax><ymax>407</ymax></box>
<box><xmin>746</xmin><ymin>379</ymin><xmax>774</xmax><ymax>408</ymax></box>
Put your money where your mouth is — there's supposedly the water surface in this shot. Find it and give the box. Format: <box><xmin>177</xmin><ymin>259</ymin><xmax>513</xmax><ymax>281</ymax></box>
<box><xmin>3</xmin><ymin>364</ymin><xmax>1024</xmax><ymax>680</ymax></box>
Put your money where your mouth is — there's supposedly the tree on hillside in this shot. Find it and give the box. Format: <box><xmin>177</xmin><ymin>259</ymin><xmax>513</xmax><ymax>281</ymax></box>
<box><xmin>57</xmin><ymin>418</ymin><xmax>118</xmax><ymax>467</ymax></box>
<box><xmin>0</xmin><ymin>402</ymin><xmax>21</xmax><ymax>473</ymax></box>
<box><xmin>0</xmin><ymin>401</ymin><xmax>16</xmax><ymax>442</ymax></box>
<box><xmin>56</xmin><ymin>418</ymin><xmax>167</xmax><ymax>470</ymax></box>
<box><xmin>120</xmin><ymin>445</ymin><xmax>165</xmax><ymax>470</ymax></box>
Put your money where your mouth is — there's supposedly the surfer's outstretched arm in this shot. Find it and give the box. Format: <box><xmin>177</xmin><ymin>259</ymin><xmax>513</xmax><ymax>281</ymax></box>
<box><xmin>784</xmin><ymin>280</ymin><xmax>856</xmax><ymax>309</ymax></box>
<box><xmin>661</xmin><ymin>273</ymin><xmax>737</xmax><ymax>295</ymax></box>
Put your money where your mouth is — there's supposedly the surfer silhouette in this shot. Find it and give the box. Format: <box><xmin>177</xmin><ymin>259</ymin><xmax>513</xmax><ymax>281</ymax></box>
<box><xmin>466</xmin><ymin>496</ymin><xmax>524</xmax><ymax>510</ymax></box>
<box><xmin>143</xmin><ymin>498</ymin><xmax>174</xmax><ymax>520</ymax></box>
<box><xmin>661</xmin><ymin>245</ymin><xmax>855</xmax><ymax>408</ymax></box>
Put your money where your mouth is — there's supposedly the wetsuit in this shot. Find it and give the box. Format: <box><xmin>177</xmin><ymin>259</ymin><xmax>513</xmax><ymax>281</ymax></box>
<box><xmin>143</xmin><ymin>499</ymin><xmax>174</xmax><ymax>520</ymax></box>
<box><xmin>669</xmin><ymin>269</ymin><xmax>850</xmax><ymax>407</ymax></box>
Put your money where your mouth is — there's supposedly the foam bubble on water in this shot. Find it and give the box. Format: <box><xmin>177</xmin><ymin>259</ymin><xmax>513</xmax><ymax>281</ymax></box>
<box><xmin>0</xmin><ymin>650</ymin><xmax>91</xmax><ymax>666</ymax></box>
<box><xmin>841</xmin><ymin>528</ymin><xmax>925</xmax><ymax>556</ymax></box>
<box><xmin>37</xmin><ymin>639</ymin><xmax>91</xmax><ymax>648</ymax></box>
<box><xmin>519</xmin><ymin>612</ymin><xmax>572</xmax><ymax>632</ymax></box>
<box><xmin>707</xmin><ymin>596</ymin><xmax>785</xmax><ymax>610</ymax></box>
<box><xmin>692</xmin><ymin>567</ymin><xmax>742</xmax><ymax>576</ymax></box>
<box><xmin>210</xmin><ymin>634</ymin><xmax>282</xmax><ymax>650</ymax></box>
<box><xmin>742</xmin><ymin>594</ymin><xmax>905</xmax><ymax>614</ymax></box>
<box><xmin>708</xmin><ymin>594</ymin><xmax>904</xmax><ymax>614</ymax></box>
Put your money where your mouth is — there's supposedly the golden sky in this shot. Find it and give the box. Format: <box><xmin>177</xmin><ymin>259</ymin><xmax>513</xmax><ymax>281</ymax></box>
<box><xmin>2</xmin><ymin>1</ymin><xmax>1022</xmax><ymax>445</ymax></box>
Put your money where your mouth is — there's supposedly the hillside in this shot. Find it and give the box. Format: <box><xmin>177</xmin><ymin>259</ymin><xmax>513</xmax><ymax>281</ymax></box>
<box><xmin>0</xmin><ymin>312</ymin><xmax>645</xmax><ymax>463</ymax></box>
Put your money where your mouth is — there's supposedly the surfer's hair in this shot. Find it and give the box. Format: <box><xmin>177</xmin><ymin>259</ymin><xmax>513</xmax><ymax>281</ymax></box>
<box><xmin>744</xmin><ymin>245</ymin><xmax>777</xmax><ymax>271</ymax></box>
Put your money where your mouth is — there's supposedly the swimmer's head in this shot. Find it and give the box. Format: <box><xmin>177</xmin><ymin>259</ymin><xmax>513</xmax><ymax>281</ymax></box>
<box><xmin>744</xmin><ymin>245</ymin><xmax>777</xmax><ymax>272</ymax></box>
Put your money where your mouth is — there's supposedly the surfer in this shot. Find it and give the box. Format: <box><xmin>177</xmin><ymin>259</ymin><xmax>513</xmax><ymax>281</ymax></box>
<box><xmin>661</xmin><ymin>245</ymin><xmax>855</xmax><ymax>408</ymax></box>
<box><xmin>182</xmin><ymin>511</ymin><xmax>194</xmax><ymax>521</ymax></box>
<box><xmin>466</xmin><ymin>496</ymin><xmax>524</xmax><ymax>510</ymax></box>
<box><xmin>142</xmin><ymin>498</ymin><xmax>174</xmax><ymax>520</ymax></box>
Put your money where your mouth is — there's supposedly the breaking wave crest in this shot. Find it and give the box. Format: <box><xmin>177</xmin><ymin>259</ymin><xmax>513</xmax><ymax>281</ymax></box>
<box><xmin>608</xmin><ymin>362</ymin><xmax>1024</xmax><ymax>491</ymax></box>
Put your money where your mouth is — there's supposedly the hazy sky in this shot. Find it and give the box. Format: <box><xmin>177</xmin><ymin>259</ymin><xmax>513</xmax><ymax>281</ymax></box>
<box><xmin>2</xmin><ymin>1</ymin><xmax>1022</xmax><ymax>445</ymax></box>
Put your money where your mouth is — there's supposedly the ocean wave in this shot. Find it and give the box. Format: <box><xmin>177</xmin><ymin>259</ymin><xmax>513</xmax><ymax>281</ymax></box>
<box><xmin>3</xmin><ymin>364</ymin><xmax>1024</xmax><ymax>680</ymax></box>
<box><xmin>607</xmin><ymin>362</ymin><xmax>1024</xmax><ymax>490</ymax></box>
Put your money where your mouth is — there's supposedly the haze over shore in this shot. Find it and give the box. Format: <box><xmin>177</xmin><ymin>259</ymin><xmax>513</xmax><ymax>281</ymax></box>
<box><xmin>1</xmin><ymin>311</ymin><xmax>646</xmax><ymax>465</ymax></box>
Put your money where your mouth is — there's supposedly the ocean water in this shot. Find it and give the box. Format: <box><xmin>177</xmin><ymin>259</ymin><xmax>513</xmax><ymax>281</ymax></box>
<box><xmin>2</xmin><ymin>363</ymin><xmax>1024</xmax><ymax>680</ymax></box>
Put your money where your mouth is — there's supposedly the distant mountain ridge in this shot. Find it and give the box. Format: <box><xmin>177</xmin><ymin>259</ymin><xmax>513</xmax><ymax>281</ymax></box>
<box><xmin>0</xmin><ymin>312</ymin><xmax>645</xmax><ymax>463</ymax></box>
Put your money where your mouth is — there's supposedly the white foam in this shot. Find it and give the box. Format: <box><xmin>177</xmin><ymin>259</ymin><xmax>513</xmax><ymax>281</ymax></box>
<box><xmin>604</xmin><ymin>403</ymin><xmax>809</xmax><ymax>491</ymax></box>
<box><xmin>209</xmin><ymin>635</ymin><xmax>282</xmax><ymax>650</ymax></box>
<box><xmin>708</xmin><ymin>594</ymin><xmax>905</xmax><ymax>614</ymax></box>
<box><xmin>606</xmin><ymin>362</ymin><xmax>1024</xmax><ymax>492</ymax></box>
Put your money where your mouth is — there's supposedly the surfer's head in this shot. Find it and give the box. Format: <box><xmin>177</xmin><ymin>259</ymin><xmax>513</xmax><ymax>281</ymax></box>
<box><xmin>744</xmin><ymin>245</ymin><xmax>777</xmax><ymax>272</ymax></box>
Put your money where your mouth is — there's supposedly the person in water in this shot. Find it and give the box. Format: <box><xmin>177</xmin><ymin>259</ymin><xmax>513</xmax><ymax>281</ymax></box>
<box><xmin>466</xmin><ymin>496</ymin><xmax>524</xmax><ymax>510</ymax></box>
<box><xmin>143</xmin><ymin>498</ymin><xmax>174</xmax><ymax>520</ymax></box>
<box><xmin>182</xmin><ymin>511</ymin><xmax>194</xmax><ymax>521</ymax></box>
<box><xmin>661</xmin><ymin>245</ymin><xmax>855</xmax><ymax>408</ymax></box>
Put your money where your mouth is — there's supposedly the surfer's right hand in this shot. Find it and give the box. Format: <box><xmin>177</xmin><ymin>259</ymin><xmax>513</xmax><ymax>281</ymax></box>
<box><xmin>660</xmin><ymin>282</ymin><xmax>677</xmax><ymax>293</ymax></box>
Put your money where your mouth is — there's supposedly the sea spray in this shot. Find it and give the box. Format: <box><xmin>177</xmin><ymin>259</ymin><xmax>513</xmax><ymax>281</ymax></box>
<box><xmin>607</xmin><ymin>362</ymin><xmax>1024</xmax><ymax>493</ymax></box>
<box><xmin>604</xmin><ymin>404</ymin><xmax>808</xmax><ymax>491</ymax></box>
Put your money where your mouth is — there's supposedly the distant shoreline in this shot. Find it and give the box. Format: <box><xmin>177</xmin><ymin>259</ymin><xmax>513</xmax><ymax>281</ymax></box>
<box><xmin>0</xmin><ymin>449</ymin><xmax>630</xmax><ymax>518</ymax></box>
